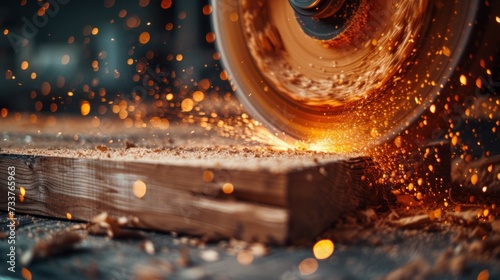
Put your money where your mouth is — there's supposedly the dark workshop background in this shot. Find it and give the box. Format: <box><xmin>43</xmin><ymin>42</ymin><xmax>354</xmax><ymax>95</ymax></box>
<box><xmin>0</xmin><ymin>0</ymin><xmax>228</xmax><ymax>114</ymax></box>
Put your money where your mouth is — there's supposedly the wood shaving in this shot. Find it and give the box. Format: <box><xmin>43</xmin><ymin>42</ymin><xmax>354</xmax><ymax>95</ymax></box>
<box><xmin>199</xmin><ymin>249</ymin><xmax>219</xmax><ymax>262</ymax></box>
<box><xmin>491</xmin><ymin>220</ymin><xmax>500</xmax><ymax>233</ymax></box>
<box><xmin>389</xmin><ymin>214</ymin><xmax>431</xmax><ymax>229</ymax></box>
<box><xmin>467</xmin><ymin>236</ymin><xmax>500</xmax><ymax>258</ymax></box>
<box><xmin>469</xmin><ymin>224</ymin><xmax>492</xmax><ymax>239</ymax></box>
<box><xmin>132</xmin><ymin>259</ymin><xmax>174</xmax><ymax>280</ymax></box>
<box><xmin>176</xmin><ymin>246</ymin><xmax>192</xmax><ymax>268</ymax></box>
<box><xmin>20</xmin><ymin>231</ymin><xmax>85</xmax><ymax>265</ymax></box>
<box><xmin>432</xmin><ymin>249</ymin><xmax>467</xmax><ymax>276</ymax></box>
<box><xmin>125</xmin><ymin>140</ymin><xmax>137</xmax><ymax>150</ymax></box>
<box><xmin>96</xmin><ymin>145</ymin><xmax>108</xmax><ymax>152</ymax></box>
<box><xmin>87</xmin><ymin>212</ymin><xmax>144</xmax><ymax>239</ymax></box>
<box><xmin>384</xmin><ymin>257</ymin><xmax>430</xmax><ymax>280</ymax></box>
<box><xmin>249</xmin><ymin>243</ymin><xmax>268</xmax><ymax>257</ymax></box>
<box><xmin>447</xmin><ymin>209</ymin><xmax>481</xmax><ymax>224</ymax></box>
<box><xmin>141</xmin><ymin>240</ymin><xmax>156</xmax><ymax>255</ymax></box>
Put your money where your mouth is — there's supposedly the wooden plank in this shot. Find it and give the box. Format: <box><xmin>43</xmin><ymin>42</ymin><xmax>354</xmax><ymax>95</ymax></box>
<box><xmin>0</xmin><ymin>148</ymin><xmax>373</xmax><ymax>244</ymax></box>
<box><xmin>288</xmin><ymin>157</ymin><xmax>373</xmax><ymax>244</ymax></box>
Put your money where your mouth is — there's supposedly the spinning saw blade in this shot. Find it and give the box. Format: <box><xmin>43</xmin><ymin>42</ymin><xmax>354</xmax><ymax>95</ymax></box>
<box><xmin>212</xmin><ymin>0</ymin><xmax>499</xmax><ymax>152</ymax></box>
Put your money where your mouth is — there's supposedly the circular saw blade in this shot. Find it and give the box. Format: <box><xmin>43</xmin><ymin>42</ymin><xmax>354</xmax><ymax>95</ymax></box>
<box><xmin>212</xmin><ymin>0</ymin><xmax>477</xmax><ymax>152</ymax></box>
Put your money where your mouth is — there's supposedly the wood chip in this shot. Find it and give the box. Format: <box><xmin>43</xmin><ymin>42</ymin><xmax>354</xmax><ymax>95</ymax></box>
<box><xmin>384</xmin><ymin>257</ymin><xmax>430</xmax><ymax>280</ymax></box>
<box><xmin>176</xmin><ymin>247</ymin><xmax>192</xmax><ymax>268</ymax></box>
<box><xmin>433</xmin><ymin>248</ymin><xmax>467</xmax><ymax>276</ymax></box>
<box><xmin>447</xmin><ymin>254</ymin><xmax>467</xmax><ymax>275</ymax></box>
<box><xmin>21</xmin><ymin>231</ymin><xmax>85</xmax><ymax>265</ymax></box>
<box><xmin>69</xmin><ymin>224</ymin><xmax>87</xmax><ymax>231</ymax></box>
<box><xmin>133</xmin><ymin>259</ymin><xmax>174</xmax><ymax>280</ymax></box>
<box><xmin>87</xmin><ymin>221</ymin><xmax>111</xmax><ymax>236</ymax></box>
<box><xmin>141</xmin><ymin>240</ymin><xmax>156</xmax><ymax>255</ymax></box>
<box><xmin>88</xmin><ymin>212</ymin><xmax>144</xmax><ymax>239</ymax></box>
<box><xmin>467</xmin><ymin>236</ymin><xmax>500</xmax><ymax>258</ymax></box>
<box><xmin>125</xmin><ymin>140</ymin><xmax>137</xmax><ymax>150</ymax></box>
<box><xmin>117</xmin><ymin>216</ymin><xmax>129</xmax><ymax>226</ymax></box>
<box><xmin>469</xmin><ymin>224</ymin><xmax>492</xmax><ymax>239</ymax></box>
<box><xmin>249</xmin><ymin>243</ymin><xmax>268</xmax><ymax>257</ymax></box>
<box><xmin>491</xmin><ymin>220</ymin><xmax>500</xmax><ymax>233</ymax></box>
<box><xmin>389</xmin><ymin>214</ymin><xmax>431</xmax><ymax>229</ymax></box>
<box><xmin>199</xmin><ymin>249</ymin><xmax>219</xmax><ymax>262</ymax></box>
<box><xmin>362</xmin><ymin>208</ymin><xmax>378</xmax><ymax>222</ymax></box>
<box><xmin>90</xmin><ymin>212</ymin><xmax>109</xmax><ymax>223</ymax></box>
<box><xmin>447</xmin><ymin>209</ymin><xmax>480</xmax><ymax>224</ymax></box>
<box><xmin>96</xmin><ymin>145</ymin><xmax>108</xmax><ymax>152</ymax></box>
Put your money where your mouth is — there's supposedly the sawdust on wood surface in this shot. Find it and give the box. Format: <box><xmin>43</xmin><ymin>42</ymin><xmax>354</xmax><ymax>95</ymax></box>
<box><xmin>0</xmin><ymin>146</ymin><xmax>364</xmax><ymax>173</ymax></box>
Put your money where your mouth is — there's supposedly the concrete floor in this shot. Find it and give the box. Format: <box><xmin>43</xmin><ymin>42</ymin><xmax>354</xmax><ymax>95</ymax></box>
<box><xmin>1</xmin><ymin>214</ymin><xmax>499</xmax><ymax>280</ymax></box>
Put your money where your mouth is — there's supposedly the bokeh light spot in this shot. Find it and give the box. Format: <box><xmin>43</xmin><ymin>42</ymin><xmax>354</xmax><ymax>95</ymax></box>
<box><xmin>222</xmin><ymin>183</ymin><xmax>234</xmax><ymax>194</ymax></box>
<box><xmin>139</xmin><ymin>32</ymin><xmax>151</xmax><ymax>44</ymax></box>
<box><xmin>299</xmin><ymin>258</ymin><xmax>318</xmax><ymax>276</ymax></box>
<box><xmin>133</xmin><ymin>180</ymin><xmax>147</xmax><ymax>198</ymax></box>
<box><xmin>313</xmin><ymin>239</ymin><xmax>334</xmax><ymax>260</ymax></box>
<box><xmin>80</xmin><ymin>101</ymin><xmax>91</xmax><ymax>116</ymax></box>
<box><xmin>161</xmin><ymin>0</ymin><xmax>172</xmax><ymax>9</ymax></box>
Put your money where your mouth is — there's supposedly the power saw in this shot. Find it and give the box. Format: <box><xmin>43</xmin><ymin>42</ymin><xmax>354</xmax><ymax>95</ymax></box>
<box><xmin>212</xmin><ymin>0</ymin><xmax>500</xmax><ymax>152</ymax></box>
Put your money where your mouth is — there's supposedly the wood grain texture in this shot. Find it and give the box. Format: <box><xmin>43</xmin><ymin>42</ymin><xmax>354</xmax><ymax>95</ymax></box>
<box><xmin>0</xmin><ymin>148</ymin><xmax>373</xmax><ymax>244</ymax></box>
